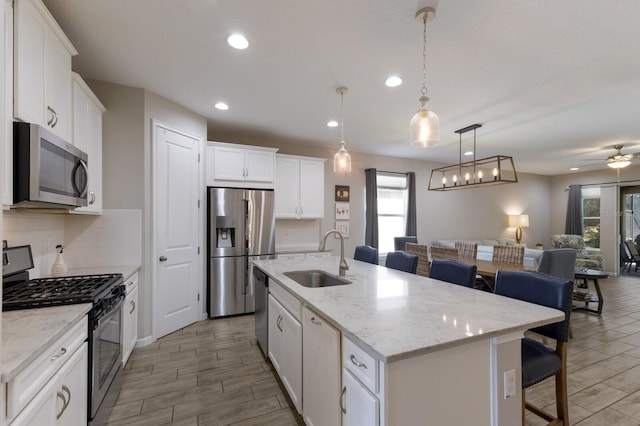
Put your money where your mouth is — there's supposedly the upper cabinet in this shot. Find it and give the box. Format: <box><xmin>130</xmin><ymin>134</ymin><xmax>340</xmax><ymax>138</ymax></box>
<box><xmin>205</xmin><ymin>141</ymin><xmax>278</xmax><ymax>188</ymax></box>
<box><xmin>13</xmin><ymin>0</ymin><xmax>77</xmax><ymax>141</ymax></box>
<box><xmin>2</xmin><ymin>0</ymin><xmax>11</xmax><ymax>206</ymax></box>
<box><xmin>275</xmin><ymin>154</ymin><xmax>325</xmax><ymax>219</ymax></box>
<box><xmin>71</xmin><ymin>73</ymin><xmax>105</xmax><ymax>214</ymax></box>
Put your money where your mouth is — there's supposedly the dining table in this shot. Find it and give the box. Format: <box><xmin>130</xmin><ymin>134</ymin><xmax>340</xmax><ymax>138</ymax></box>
<box><xmin>439</xmin><ymin>256</ymin><xmax>536</xmax><ymax>277</ymax></box>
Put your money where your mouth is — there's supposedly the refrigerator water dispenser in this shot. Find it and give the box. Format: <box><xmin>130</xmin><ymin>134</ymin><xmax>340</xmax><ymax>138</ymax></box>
<box><xmin>216</xmin><ymin>227</ymin><xmax>235</xmax><ymax>248</ymax></box>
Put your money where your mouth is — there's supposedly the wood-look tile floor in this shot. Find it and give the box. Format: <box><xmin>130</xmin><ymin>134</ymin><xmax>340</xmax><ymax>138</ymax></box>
<box><xmin>108</xmin><ymin>274</ymin><xmax>640</xmax><ymax>425</ymax></box>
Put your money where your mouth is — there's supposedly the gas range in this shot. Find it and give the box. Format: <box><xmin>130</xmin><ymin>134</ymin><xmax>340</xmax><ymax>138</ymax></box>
<box><xmin>2</xmin><ymin>244</ymin><xmax>126</xmax><ymax>425</ymax></box>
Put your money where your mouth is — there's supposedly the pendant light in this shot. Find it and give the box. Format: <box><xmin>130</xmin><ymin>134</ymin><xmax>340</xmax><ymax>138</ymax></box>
<box><xmin>333</xmin><ymin>87</ymin><xmax>352</xmax><ymax>173</ymax></box>
<box><xmin>410</xmin><ymin>7</ymin><xmax>439</xmax><ymax>148</ymax></box>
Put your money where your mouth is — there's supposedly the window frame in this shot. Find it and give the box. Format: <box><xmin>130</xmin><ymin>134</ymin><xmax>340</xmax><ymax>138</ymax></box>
<box><xmin>376</xmin><ymin>172</ymin><xmax>408</xmax><ymax>255</ymax></box>
<box><xmin>581</xmin><ymin>188</ymin><xmax>601</xmax><ymax>250</ymax></box>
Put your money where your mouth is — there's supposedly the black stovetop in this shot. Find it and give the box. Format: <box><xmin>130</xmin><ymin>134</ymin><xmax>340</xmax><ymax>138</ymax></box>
<box><xmin>2</xmin><ymin>273</ymin><xmax>124</xmax><ymax>311</ymax></box>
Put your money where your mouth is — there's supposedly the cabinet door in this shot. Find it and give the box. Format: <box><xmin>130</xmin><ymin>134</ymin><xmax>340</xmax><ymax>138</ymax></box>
<box><xmin>275</xmin><ymin>156</ymin><xmax>299</xmax><ymax>218</ymax></box>
<box><xmin>85</xmin><ymin>100</ymin><xmax>103</xmax><ymax>212</ymax></box>
<box><xmin>213</xmin><ymin>146</ymin><xmax>246</xmax><ymax>181</ymax></box>
<box><xmin>71</xmin><ymin>77</ymin><xmax>89</xmax><ymax>152</ymax></box>
<box><xmin>245</xmin><ymin>149</ymin><xmax>274</xmax><ymax>182</ymax></box>
<box><xmin>267</xmin><ymin>295</ymin><xmax>284</xmax><ymax>374</ymax></box>
<box><xmin>280</xmin><ymin>304</ymin><xmax>302</xmax><ymax>413</ymax></box>
<box><xmin>299</xmin><ymin>159</ymin><xmax>324</xmax><ymax>218</ymax></box>
<box><xmin>9</xmin><ymin>377</ymin><xmax>57</xmax><ymax>426</ymax></box>
<box><xmin>2</xmin><ymin>0</ymin><xmax>12</xmax><ymax>206</ymax></box>
<box><xmin>303</xmin><ymin>307</ymin><xmax>341</xmax><ymax>426</ymax></box>
<box><xmin>14</xmin><ymin>0</ymin><xmax>45</xmax><ymax>125</ymax></box>
<box><xmin>342</xmin><ymin>369</ymin><xmax>379</xmax><ymax>426</ymax></box>
<box><xmin>56</xmin><ymin>343</ymin><xmax>87</xmax><ymax>426</ymax></box>
<box><xmin>122</xmin><ymin>283</ymin><xmax>138</xmax><ymax>365</ymax></box>
<box><xmin>44</xmin><ymin>31</ymin><xmax>70</xmax><ymax>140</ymax></box>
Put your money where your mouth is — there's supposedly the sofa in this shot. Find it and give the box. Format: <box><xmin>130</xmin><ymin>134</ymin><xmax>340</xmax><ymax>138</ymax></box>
<box><xmin>431</xmin><ymin>238</ymin><xmax>544</xmax><ymax>267</ymax></box>
<box><xmin>551</xmin><ymin>234</ymin><xmax>605</xmax><ymax>271</ymax></box>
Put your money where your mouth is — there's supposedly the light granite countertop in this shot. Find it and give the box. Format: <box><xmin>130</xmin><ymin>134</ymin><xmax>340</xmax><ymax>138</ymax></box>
<box><xmin>253</xmin><ymin>256</ymin><xmax>564</xmax><ymax>363</ymax></box>
<box><xmin>1</xmin><ymin>303</ymin><xmax>92</xmax><ymax>382</ymax></box>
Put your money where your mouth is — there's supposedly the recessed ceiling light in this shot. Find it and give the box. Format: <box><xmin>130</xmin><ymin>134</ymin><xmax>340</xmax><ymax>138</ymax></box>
<box><xmin>464</xmin><ymin>151</ymin><xmax>473</xmax><ymax>156</ymax></box>
<box><xmin>570</xmin><ymin>167</ymin><xmax>579</xmax><ymax>171</ymax></box>
<box><xmin>214</xmin><ymin>102</ymin><xmax>229</xmax><ymax>110</ymax></box>
<box><xmin>327</xmin><ymin>120</ymin><xmax>339</xmax><ymax>128</ymax></box>
<box><xmin>227</xmin><ymin>34</ymin><xmax>249</xmax><ymax>50</ymax></box>
<box><xmin>385</xmin><ymin>76</ymin><xmax>403</xmax><ymax>87</ymax></box>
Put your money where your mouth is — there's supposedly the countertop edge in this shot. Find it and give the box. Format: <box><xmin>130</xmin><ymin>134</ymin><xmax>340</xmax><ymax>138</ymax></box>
<box><xmin>1</xmin><ymin>303</ymin><xmax>92</xmax><ymax>383</ymax></box>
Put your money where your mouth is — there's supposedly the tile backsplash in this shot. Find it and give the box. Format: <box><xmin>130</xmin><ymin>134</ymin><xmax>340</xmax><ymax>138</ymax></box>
<box><xmin>3</xmin><ymin>209</ymin><xmax>142</xmax><ymax>277</ymax></box>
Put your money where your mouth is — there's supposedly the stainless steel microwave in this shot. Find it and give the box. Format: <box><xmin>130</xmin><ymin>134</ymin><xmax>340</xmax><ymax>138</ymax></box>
<box><xmin>13</xmin><ymin>122</ymin><xmax>89</xmax><ymax>208</ymax></box>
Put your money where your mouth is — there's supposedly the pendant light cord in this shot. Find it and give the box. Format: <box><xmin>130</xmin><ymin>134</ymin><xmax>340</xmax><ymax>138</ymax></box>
<box><xmin>340</xmin><ymin>90</ymin><xmax>345</xmax><ymax>142</ymax></box>
<box><xmin>421</xmin><ymin>14</ymin><xmax>427</xmax><ymax>97</ymax></box>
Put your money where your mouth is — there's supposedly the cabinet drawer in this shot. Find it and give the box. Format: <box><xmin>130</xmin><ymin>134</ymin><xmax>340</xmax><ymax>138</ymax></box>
<box><xmin>270</xmin><ymin>280</ymin><xmax>301</xmax><ymax>322</ymax></box>
<box><xmin>125</xmin><ymin>271</ymin><xmax>139</xmax><ymax>294</ymax></box>
<box><xmin>7</xmin><ymin>316</ymin><xmax>88</xmax><ymax>419</ymax></box>
<box><xmin>343</xmin><ymin>337</ymin><xmax>379</xmax><ymax>394</ymax></box>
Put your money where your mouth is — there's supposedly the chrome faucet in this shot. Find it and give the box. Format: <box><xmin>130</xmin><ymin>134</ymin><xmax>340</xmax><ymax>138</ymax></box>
<box><xmin>319</xmin><ymin>229</ymin><xmax>349</xmax><ymax>277</ymax></box>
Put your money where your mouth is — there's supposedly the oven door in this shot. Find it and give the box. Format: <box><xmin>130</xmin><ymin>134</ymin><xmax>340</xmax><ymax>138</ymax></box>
<box><xmin>90</xmin><ymin>298</ymin><xmax>123</xmax><ymax>419</ymax></box>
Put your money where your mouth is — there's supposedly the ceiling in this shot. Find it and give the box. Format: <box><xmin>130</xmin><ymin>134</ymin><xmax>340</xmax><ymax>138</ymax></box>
<box><xmin>42</xmin><ymin>0</ymin><xmax>640</xmax><ymax>176</ymax></box>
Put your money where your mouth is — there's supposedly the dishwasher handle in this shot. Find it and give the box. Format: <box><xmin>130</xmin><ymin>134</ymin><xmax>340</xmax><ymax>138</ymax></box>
<box><xmin>252</xmin><ymin>266</ymin><xmax>268</xmax><ymax>288</ymax></box>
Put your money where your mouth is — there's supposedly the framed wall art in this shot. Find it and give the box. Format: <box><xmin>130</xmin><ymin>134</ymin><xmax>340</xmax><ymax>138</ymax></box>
<box><xmin>335</xmin><ymin>185</ymin><xmax>350</xmax><ymax>202</ymax></box>
<box><xmin>335</xmin><ymin>203</ymin><xmax>350</xmax><ymax>220</ymax></box>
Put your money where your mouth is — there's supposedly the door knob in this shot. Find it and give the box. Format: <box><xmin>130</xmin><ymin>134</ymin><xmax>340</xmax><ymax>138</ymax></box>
<box><xmin>159</xmin><ymin>256</ymin><xmax>167</xmax><ymax>262</ymax></box>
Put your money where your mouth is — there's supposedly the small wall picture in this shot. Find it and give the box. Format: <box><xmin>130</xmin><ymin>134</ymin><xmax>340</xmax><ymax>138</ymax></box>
<box><xmin>335</xmin><ymin>185</ymin><xmax>350</xmax><ymax>202</ymax></box>
<box><xmin>335</xmin><ymin>202</ymin><xmax>350</xmax><ymax>220</ymax></box>
<box><xmin>335</xmin><ymin>221</ymin><xmax>350</xmax><ymax>238</ymax></box>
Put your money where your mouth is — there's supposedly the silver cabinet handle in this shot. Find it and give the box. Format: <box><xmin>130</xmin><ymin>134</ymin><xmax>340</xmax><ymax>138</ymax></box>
<box><xmin>51</xmin><ymin>347</ymin><xmax>67</xmax><ymax>361</ymax></box>
<box><xmin>276</xmin><ymin>315</ymin><xmax>283</xmax><ymax>332</ymax></box>
<box><xmin>89</xmin><ymin>191</ymin><xmax>96</xmax><ymax>205</ymax></box>
<box><xmin>159</xmin><ymin>256</ymin><xmax>167</xmax><ymax>262</ymax></box>
<box><xmin>56</xmin><ymin>391</ymin><xmax>66</xmax><ymax>419</ymax></box>
<box><xmin>350</xmin><ymin>354</ymin><xmax>367</xmax><ymax>369</ymax></box>
<box><xmin>61</xmin><ymin>385</ymin><xmax>71</xmax><ymax>414</ymax></box>
<box><xmin>130</xmin><ymin>300</ymin><xmax>136</xmax><ymax>314</ymax></box>
<box><xmin>310</xmin><ymin>317</ymin><xmax>322</xmax><ymax>326</ymax></box>
<box><xmin>340</xmin><ymin>386</ymin><xmax>347</xmax><ymax>414</ymax></box>
<box><xmin>47</xmin><ymin>106</ymin><xmax>55</xmax><ymax>126</ymax></box>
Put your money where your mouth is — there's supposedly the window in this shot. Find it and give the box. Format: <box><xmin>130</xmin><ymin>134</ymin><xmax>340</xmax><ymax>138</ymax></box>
<box><xmin>377</xmin><ymin>173</ymin><xmax>407</xmax><ymax>254</ymax></box>
<box><xmin>582</xmin><ymin>187</ymin><xmax>600</xmax><ymax>249</ymax></box>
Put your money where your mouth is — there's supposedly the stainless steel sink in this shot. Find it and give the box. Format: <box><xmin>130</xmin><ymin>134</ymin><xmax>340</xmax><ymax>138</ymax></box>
<box><xmin>284</xmin><ymin>270</ymin><xmax>352</xmax><ymax>288</ymax></box>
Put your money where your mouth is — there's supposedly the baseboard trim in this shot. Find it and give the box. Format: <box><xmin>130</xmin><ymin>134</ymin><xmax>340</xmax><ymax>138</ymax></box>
<box><xmin>135</xmin><ymin>335</ymin><xmax>154</xmax><ymax>347</ymax></box>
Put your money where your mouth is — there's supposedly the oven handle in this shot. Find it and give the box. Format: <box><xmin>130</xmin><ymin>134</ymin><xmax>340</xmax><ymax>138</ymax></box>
<box><xmin>95</xmin><ymin>296</ymin><xmax>124</xmax><ymax>328</ymax></box>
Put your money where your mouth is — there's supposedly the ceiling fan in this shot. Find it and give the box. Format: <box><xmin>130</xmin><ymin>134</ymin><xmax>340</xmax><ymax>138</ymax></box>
<box><xmin>606</xmin><ymin>145</ymin><xmax>636</xmax><ymax>169</ymax></box>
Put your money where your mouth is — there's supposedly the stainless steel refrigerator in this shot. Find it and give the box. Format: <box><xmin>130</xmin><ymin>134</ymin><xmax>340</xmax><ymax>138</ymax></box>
<box><xmin>207</xmin><ymin>187</ymin><xmax>276</xmax><ymax>317</ymax></box>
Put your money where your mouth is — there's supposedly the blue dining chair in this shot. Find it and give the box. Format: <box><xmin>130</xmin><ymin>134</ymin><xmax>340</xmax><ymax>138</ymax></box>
<box><xmin>385</xmin><ymin>251</ymin><xmax>418</xmax><ymax>274</ymax></box>
<box><xmin>429</xmin><ymin>259</ymin><xmax>477</xmax><ymax>287</ymax></box>
<box><xmin>354</xmin><ymin>245</ymin><xmax>378</xmax><ymax>265</ymax></box>
<box><xmin>494</xmin><ymin>270</ymin><xmax>572</xmax><ymax>426</ymax></box>
<box><xmin>394</xmin><ymin>236</ymin><xmax>418</xmax><ymax>251</ymax></box>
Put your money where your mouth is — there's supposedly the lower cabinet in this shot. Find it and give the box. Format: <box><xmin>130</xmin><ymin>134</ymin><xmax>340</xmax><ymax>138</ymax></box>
<box><xmin>11</xmin><ymin>342</ymin><xmax>88</xmax><ymax>426</ymax></box>
<box><xmin>122</xmin><ymin>272</ymin><xmax>139</xmax><ymax>365</ymax></box>
<box><xmin>302</xmin><ymin>306</ymin><xmax>341</xmax><ymax>426</ymax></box>
<box><xmin>268</xmin><ymin>294</ymin><xmax>302</xmax><ymax>412</ymax></box>
<box><xmin>342</xmin><ymin>369</ymin><xmax>379</xmax><ymax>426</ymax></box>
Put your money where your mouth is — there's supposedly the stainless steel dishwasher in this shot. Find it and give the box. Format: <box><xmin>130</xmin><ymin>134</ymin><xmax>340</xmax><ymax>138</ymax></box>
<box><xmin>253</xmin><ymin>266</ymin><xmax>269</xmax><ymax>357</ymax></box>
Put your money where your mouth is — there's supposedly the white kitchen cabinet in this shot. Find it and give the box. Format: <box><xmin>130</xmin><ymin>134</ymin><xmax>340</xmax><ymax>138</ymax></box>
<box><xmin>13</xmin><ymin>0</ymin><xmax>77</xmax><ymax>141</ymax></box>
<box><xmin>6</xmin><ymin>317</ymin><xmax>88</xmax><ymax>425</ymax></box>
<box><xmin>275</xmin><ymin>154</ymin><xmax>325</xmax><ymax>219</ymax></box>
<box><xmin>71</xmin><ymin>73</ymin><xmax>105</xmax><ymax>214</ymax></box>
<box><xmin>2</xmin><ymin>0</ymin><xmax>12</xmax><ymax>206</ymax></box>
<box><xmin>268</xmin><ymin>293</ymin><xmax>302</xmax><ymax>413</ymax></box>
<box><xmin>302</xmin><ymin>306</ymin><xmax>341</xmax><ymax>426</ymax></box>
<box><xmin>122</xmin><ymin>272</ymin><xmax>139</xmax><ymax>365</ymax></box>
<box><xmin>206</xmin><ymin>141</ymin><xmax>277</xmax><ymax>187</ymax></box>
<box><xmin>342</xmin><ymin>368</ymin><xmax>379</xmax><ymax>426</ymax></box>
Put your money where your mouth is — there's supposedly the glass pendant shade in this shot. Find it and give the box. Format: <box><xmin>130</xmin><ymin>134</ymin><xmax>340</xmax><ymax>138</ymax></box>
<box><xmin>410</xmin><ymin>107</ymin><xmax>440</xmax><ymax>147</ymax></box>
<box><xmin>333</xmin><ymin>141</ymin><xmax>352</xmax><ymax>173</ymax></box>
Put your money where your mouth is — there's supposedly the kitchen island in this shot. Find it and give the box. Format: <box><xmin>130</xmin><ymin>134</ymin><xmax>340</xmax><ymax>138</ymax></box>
<box><xmin>253</xmin><ymin>255</ymin><xmax>564</xmax><ymax>426</ymax></box>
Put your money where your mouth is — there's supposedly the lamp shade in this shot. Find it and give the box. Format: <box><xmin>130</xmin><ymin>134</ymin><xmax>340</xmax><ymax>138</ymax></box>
<box><xmin>508</xmin><ymin>214</ymin><xmax>529</xmax><ymax>228</ymax></box>
<box><xmin>410</xmin><ymin>107</ymin><xmax>439</xmax><ymax>147</ymax></box>
<box><xmin>333</xmin><ymin>141</ymin><xmax>351</xmax><ymax>173</ymax></box>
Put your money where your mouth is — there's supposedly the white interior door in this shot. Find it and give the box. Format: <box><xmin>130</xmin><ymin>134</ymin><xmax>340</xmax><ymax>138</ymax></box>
<box><xmin>154</xmin><ymin>122</ymin><xmax>200</xmax><ymax>338</ymax></box>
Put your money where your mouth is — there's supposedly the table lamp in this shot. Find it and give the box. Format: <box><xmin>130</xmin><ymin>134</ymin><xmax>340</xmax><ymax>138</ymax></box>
<box><xmin>508</xmin><ymin>214</ymin><xmax>529</xmax><ymax>244</ymax></box>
